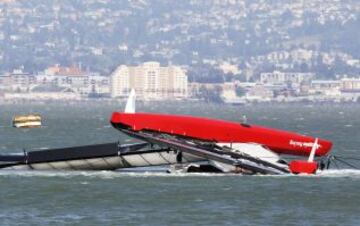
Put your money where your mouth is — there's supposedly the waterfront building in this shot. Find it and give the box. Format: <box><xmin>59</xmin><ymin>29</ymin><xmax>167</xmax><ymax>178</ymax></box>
<box><xmin>260</xmin><ymin>71</ymin><xmax>314</xmax><ymax>84</ymax></box>
<box><xmin>309</xmin><ymin>80</ymin><xmax>341</xmax><ymax>96</ymax></box>
<box><xmin>0</xmin><ymin>74</ymin><xmax>12</xmax><ymax>91</ymax></box>
<box><xmin>37</xmin><ymin>65</ymin><xmax>109</xmax><ymax>96</ymax></box>
<box><xmin>6</xmin><ymin>69</ymin><xmax>37</xmax><ymax>92</ymax></box>
<box><xmin>111</xmin><ymin>62</ymin><xmax>188</xmax><ymax>100</ymax></box>
<box><xmin>311</xmin><ymin>80</ymin><xmax>341</xmax><ymax>90</ymax></box>
<box><xmin>246</xmin><ymin>84</ymin><xmax>274</xmax><ymax>100</ymax></box>
<box><xmin>311</xmin><ymin>80</ymin><xmax>341</xmax><ymax>93</ymax></box>
<box><xmin>341</xmin><ymin>78</ymin><xmax>360</xmax><ymax>92</ymax></box>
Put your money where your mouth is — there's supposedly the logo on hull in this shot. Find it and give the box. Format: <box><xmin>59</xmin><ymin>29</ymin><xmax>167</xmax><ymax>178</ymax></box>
<box><xmin>289</xmin><ymin>140</ymin><xmax>321</xmax><ymax>149</ymax></box>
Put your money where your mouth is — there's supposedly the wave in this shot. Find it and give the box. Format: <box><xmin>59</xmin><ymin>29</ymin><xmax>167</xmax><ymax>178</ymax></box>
<box><xmin>0</xmin><ymin>169</ymin><xmax>235</xmax><ymax>179</ymax></box>
<box><xmin>316</xmin><ymin>169</ymin><xmax>360</xmax><ymax>178</ymax></box>
<box><xmin>0</xmin><ymin>169</ymin><xmax>359</xmax><ymax>179</ymax></box>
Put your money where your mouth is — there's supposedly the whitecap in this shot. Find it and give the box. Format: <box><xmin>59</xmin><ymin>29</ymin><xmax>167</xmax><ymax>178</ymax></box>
<box><xmin>1</xmin><ymin>169</ymin><xmax>359</xmax><ymax>179</ymax></box>
<box><xmin>0</xmin><ymin>169</ymin><xmax>236</xmax><ymax>179</ymax></box>
<box><xmin>316</xmin><ymin>169</ymin><xmax>360</xmax><ymax>178</ymax></box>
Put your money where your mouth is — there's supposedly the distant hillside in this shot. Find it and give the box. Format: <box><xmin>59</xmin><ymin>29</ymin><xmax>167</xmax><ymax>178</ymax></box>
<box><xmin>0</xmin><ymin>0</ymin><xmax>359</xmax><ymax>79</ymax></box>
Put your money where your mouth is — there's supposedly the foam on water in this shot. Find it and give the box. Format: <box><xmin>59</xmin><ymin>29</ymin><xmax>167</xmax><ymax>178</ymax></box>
<box><xmin>0</xmin><ymin>169</ymin><xmax>237</xmax><ymax>179</ymax></box>
<box><xmin>317</xmin><ymin>169</ymin><xmax>360</xmax><ymax>178</ymax></box>
<box><xmin>0</xmin><ymin>169</ymin><xmax>360</xmax><ymax>179</ymax></box>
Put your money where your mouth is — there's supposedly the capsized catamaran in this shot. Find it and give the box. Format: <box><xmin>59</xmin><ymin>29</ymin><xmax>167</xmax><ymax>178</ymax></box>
<box><xmin>0</xmin><ymin>90</ymin><xmax>336</xmax><ymax>175</ymax></box>
<box><xmin>110</xmin><ymin>89</ymin><xmax>332</xmax><ymax>174</ymax></box>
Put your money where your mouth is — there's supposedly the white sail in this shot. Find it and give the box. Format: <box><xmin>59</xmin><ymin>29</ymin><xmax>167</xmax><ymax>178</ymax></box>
<box><xmin>308</xmin><ymin>138</ymin><xmax>319</xmax><ymax>162</ymax></box>
<box><xmin>124</xmin><ymin>89</ymin><xmax>136</xmax><ymax>113</ymax></box>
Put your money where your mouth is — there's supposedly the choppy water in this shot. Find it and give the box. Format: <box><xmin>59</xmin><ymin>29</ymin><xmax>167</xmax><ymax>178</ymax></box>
<box><xmin>1</xmin><ymin>102</ymin><xmax>360</xmax><ymax>225</ymax></box>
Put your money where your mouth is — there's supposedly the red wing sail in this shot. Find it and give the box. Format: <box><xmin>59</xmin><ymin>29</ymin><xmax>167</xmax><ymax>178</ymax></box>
<box><xmin>111</xmin><ymin>112</ymin><xmax>333</xmax><ymax>157</ymax></box>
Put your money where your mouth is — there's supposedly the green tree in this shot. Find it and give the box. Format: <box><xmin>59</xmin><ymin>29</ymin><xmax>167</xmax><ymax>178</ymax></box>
<box><xmin>235</xmin><ymin>86</ymin><xmax>246</xmax><ymax>97</ymax></box>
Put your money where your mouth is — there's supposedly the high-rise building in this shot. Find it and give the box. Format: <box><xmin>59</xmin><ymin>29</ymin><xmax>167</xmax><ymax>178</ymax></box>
<box><xmin>111</xmin><ymin>62</ymin><xmax>188</xmax><ymax>100</ymax></box>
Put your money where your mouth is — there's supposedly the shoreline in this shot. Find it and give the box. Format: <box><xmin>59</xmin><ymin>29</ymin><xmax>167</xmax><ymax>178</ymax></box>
<box><xmin>1</xmin><ymin>97</ymin><xmax>360</xmax><ymax>106</ymax></box>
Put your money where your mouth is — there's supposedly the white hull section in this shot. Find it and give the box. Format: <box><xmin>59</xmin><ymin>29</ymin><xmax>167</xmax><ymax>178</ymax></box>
<box><xmin>13</xmin><ymin>121</ymin><xmax>41</xmax><ymax>128</ymax></box>
<box><xmin>218</xmin><ymin>143</ymin><xmax>287</xmax><ymax>169</ymax></box>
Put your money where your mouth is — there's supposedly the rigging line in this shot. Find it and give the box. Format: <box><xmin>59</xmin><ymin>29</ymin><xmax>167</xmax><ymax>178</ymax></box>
<box><xmin>333</xmin><ymin>157</ymin><xmax>360</xmax><ymax>170</ymax></box>
<box><xmin>334</xmin><ymin>156</ymin><xmax>360</xmax><ymax>161</ymax></box>
<box><xmin>332</xmin><ymin>159</ymin><xmax>340</xmax><ymax>169</ymax></box>
<box><xmin>326</xmin><ymin>158</ymin><xmax>331</xmax><ymax>170</ymax></box>
<box><xmin>324</xmin><ymin>155</ymin><xmax>335</xmax><ymax>169</ymax></box>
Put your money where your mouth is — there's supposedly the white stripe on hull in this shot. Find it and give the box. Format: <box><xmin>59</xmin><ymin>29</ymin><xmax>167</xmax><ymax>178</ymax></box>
<box><xmin>31</xmin><ymin>163</ymin><xmax>55</xmax><ymax>170</ymax></box>
<box><xmin>123</xmin><ymin>155</ymin><xmax>150</xmax><ymax>167</ymax></box>
<box><xmin>8</xmin><ymin>165</ymin><xmax>31</xmax><ymax>170</ymax></box>
<box><xmin>14</xmin><ymin>121</ymin><xmax>42</xmax><ymax>128</ymax></box>
<box><xmin>48</xmin><ymin>161</ymin><xmax>72</xmax><ymax>170</ymax></box>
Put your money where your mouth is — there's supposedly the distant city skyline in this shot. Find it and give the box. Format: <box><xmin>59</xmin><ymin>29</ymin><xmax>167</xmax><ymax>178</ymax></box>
<box><xmin>0</xmin><ymin>0</ymin><xmax>358</xmax><ymax>80</ymax></box>
<box><xmin>0</xmin><ymin>0</ymin><xmax>360</xmax><ymax>103</ymax></box>
<box><xmin>1</xmin><ymin>61</ymin><xmax>360</xmax><ymax>103</ymax></box>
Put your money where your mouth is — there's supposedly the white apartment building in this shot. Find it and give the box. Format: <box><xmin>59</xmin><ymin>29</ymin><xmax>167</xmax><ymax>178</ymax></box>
<box><xmin>0</xmin><ymin>69</ymin><xmax>37</xmax><ymax>92</ymax></box>
<box><xmin>111</xmin><ymin>61</ymin><xmax>188</xmax><ymax>100</ymax></box>
<box><xmin>260</xmin><ymin>71</ymin><xmax>314</xmax><ymax>84</ymax></box>
<box><xmin>341</xmin><ymin>78</ymin><xmax>360</xmax><ymax>92</ymax></box>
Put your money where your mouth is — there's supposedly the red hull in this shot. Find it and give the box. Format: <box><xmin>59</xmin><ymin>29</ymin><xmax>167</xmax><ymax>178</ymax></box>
<box><xmin>289</xmin><ymin>160</ymin><xmax>318</xmax><ymax>174</ymax></box>
<box><xmin>111</xmin><ymin>112</ymin><xmax>332</xmax><ymax>157</ymax></box>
